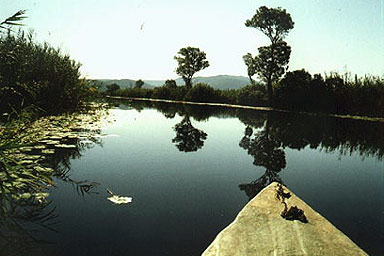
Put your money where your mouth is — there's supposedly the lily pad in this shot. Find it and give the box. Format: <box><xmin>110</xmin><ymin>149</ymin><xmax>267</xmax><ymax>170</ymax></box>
<box><xmin>42</xmin><ymin>149</ymin><xmax>55</xmax><ymax>154</ymax></box>
<box><xmin>55</xmin><ymin>144</ymin><xmax>77</xmax><ymax>149</ymax></box>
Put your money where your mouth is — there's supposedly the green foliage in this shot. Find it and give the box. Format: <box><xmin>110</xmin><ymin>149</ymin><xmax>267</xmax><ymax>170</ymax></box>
<box><xmin>164</xmin><ymin>79</ymin><xmax>177</xmax><ymax>89</ymax></box>
<box><xmin>238</xmin><ymin>84</ymin><xmax>268</xmax><ymax>107</ymax></box>
<box><xmin>152</xmin><ymin>86</ymin><xmax>171</xmax><ymax>99</ymax></box>
<box><xmin>245</xmin><ymin>6</ymin><xmax>294</xmax><ymax>44</ymax></box>
<box><xmin>184</xmin><ymin>83</ymin><xmax>223</xmax><ymax>103</ymax></box>
<box><xmin>243</xmin><ymin>53</ymin><xmax>257</xmax><ymax>85</ymax></box>
<box><xmin>174</xmin><ymin>47</ymin><xmax>209</xmax><ymax>89</ymax></box>
<box><xmin>255</xmin><ymin>41</ymin><xmax>291</xmax><ymax>84</ymax></box>
<box><xmin>0</xmin><ymin>30</ymin><xmax>90</xmax><ymax>116</ymax></box>
<box><xmin>135</xmin><ymin>79</ymin><xmax>144</xmax><ymax>88</ymax></box>
<box><xmin>275</xmin><ymin>70</ymin><xmax>384</xmax><ymax>116</ymax></box>
<box><xmin>119</xmin><ymin>87</ymin><xmax>152</xmax><ymax>98</ymax></box>
<box><xmin>220</xmin><ymin>89</ymin><xmax>239</xmax><ymax>104</ymax></box>
<box><xmin>106</xmin><ymin>83</ymin><xmax>121</xmax><ymax>94</ymax></box>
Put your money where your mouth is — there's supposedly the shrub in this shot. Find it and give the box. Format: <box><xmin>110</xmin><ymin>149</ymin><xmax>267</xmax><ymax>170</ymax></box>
<box><xmin>119</xmin><ymin>88</ymin><xmax>152</xmax><ymax>98</ymax></box>
<box><xmin>184</xmin><ymin>83</ymin><xmax>223</xmax><ymax>103</ymax></box>
<box><xmin>237</xmin><ymin>84</ymin><xmax>268</xmax><ymax>106</ymax></box>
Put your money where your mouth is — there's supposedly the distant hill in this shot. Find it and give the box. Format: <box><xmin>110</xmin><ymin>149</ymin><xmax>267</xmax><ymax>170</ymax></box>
<box><xmin>145</xmin><ymin>75</ymin><xmax>250</xmax><ymax>90</ymax></box>
<box><xmin>90</xmin><ymin>79</ymin><xmax>154</xmax><ymax>91</ymax></box>
<box><xmin>92</xmin><ymin>75</ymin><xmax>251</xmax><ymax>91</ymax></box>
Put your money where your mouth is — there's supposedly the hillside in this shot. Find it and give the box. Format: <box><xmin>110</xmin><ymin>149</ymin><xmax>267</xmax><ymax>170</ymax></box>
<box><xmin>145</xmin><ymin>75</ymin><xmax>250</xmax><ymax>90</ymax></box>
<box><xmin>92</xmin><ymin>75</ymin><xmax>251</xmax><ymax>91</ymax></box>
<box><xmin>90</xmin><ymin>79</ymin><xmax>154</xmax><ymax>91</ymax></box>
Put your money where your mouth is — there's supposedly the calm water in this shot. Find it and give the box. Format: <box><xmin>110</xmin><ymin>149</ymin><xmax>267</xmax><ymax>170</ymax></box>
<box><xmin>3</xmin><ymin>101</ymin><xmax>384</xmax><ymax>256</ymax></box>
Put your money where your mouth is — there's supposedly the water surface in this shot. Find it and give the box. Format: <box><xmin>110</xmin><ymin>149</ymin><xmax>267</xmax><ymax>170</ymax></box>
<box><xmin>3</xmin><ymin>101</ymin><xmax>383</xmax><ymax>256</ymax></box>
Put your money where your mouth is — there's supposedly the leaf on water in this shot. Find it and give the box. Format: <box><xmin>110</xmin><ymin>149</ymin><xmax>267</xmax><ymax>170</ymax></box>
<box><xmin>107</xmin><ymin>195</ymin><xmax>132</xmax><ymax>205</ymax></box>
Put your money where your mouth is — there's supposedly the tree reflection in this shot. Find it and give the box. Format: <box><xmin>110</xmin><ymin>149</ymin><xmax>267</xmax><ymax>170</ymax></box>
<box><xmin>172</xmin><ymin>115</ymin><xmax>207</xmax><ymax>152</ymax></box>
<box><xmin>239</xmin><ymin>121</ymin><xmax>286</xmax><ymax>200</ymax></box>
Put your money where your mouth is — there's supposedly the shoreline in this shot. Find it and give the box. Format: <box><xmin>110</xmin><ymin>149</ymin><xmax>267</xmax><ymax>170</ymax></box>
<box><xmin>106</xmin><ymin>96</ymin><xmax>384</xmax><ymax>123</ymax></box>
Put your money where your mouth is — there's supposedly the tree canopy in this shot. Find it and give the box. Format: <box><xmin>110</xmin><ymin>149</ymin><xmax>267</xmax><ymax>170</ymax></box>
<box><xmin>106</xmin><ymin>83</ymin><xmax>120</xmax><ymax>93</ymax></box>
<box><xmin>174</xmin><ymin>47</ymin><xmax>209</xmax><ymax>89</ymax></box>
<box><xmin>135</xmin><ymin>79</ymin><xmax>144</xmax><ymax>88</ymax></box>
<box><xmin>254</xmin><ymin>41</ymin><xmax>291</xmax><ymax>85</ymax></box>
<box><xmin>243</xmin><ymin>53</ymin><xmax>257</xmax><ymax>85</ymax></box>
<box><xmin>245</xmin><ymin>6</ymin><xmax>294</xmax><ymax>44</ymax></box>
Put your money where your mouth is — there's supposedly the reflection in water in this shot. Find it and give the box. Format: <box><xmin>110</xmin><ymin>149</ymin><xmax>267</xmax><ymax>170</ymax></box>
<box><xmin>239</xmin><ymin>122</ymin><xmax>286</xmax><ymax>200</ymax></box>
<box><xmin>0</xmin><ymin>126</ymin><xmax>104</xmax><ymax>255</ymax></box>
<box><xmin>172</xmin><ymin>115</ymin><xmax>207</xmax><ymax>152</ymax></box>
<box><xmin>50</xmin><ymin>134</ymin><xmax>103</xmax><ymax>196</ymax></box>
<box><xmin>120</xmin><ymin>100</ymin><xmax>384</xmax><ymax>161</ymax></box>
<box><xmin>0</xmin><ymin>195</ymin><xmax>58</xmax><ymax>256</ymax></box>
<box><xmin>121</xmin><ymin>100</ymin><xmax>384</xmax><ymax>202</ymax></box>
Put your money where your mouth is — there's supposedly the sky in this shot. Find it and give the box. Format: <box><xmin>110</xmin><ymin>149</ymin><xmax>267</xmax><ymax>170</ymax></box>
<box><xmin>2</xmin><ymin>0</ymin><xmax>384</xmax><ymax>80</ymax></box>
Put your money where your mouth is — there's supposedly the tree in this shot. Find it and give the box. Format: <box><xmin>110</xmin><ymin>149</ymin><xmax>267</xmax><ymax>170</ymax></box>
<box><xmin>254</xmin><ymin>41</ymin><xmax>291</xmax><ymax>100</ymax></box>
<box><xmin>245</xmin><ymin>6</ymin><xmax>294</xmax><ymax>104</ymax></box>
<box><xmin>164</xmin><ymin>79</ymin><xmax>177</xmax><ymax>88</ymax></box>
<box><xmin>135</xmin><ymin>79</ymin><xmax>144</xmax><ymax>88</ymax></box>
<box><xmin>174</xmin><ymin>47</ymin><xmax>209</xmax><ymax>89</ymax></box>
<box><xmin>243</xmin><ymin>53</ymin><xmax>257</xmax><ymax>85</ymax></box>
<box><xmin>245</xmin><ymin>6</ymin><xmax>294</xmax><ymax>45</ymax></box>
<box><xmin>106</xmin><ymin>83</ymin><xmax>120</xmax><ymax>94</ymax></box>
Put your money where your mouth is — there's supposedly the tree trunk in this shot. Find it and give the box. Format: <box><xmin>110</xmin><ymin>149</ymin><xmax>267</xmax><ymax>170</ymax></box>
<box><xmin>248</xmin><ymin>75</ymin><xmax>255</xmax><ymax>86</ymax></box>
<box><xmin>267</xmin><ymin>43</ymin><xmax>275</xmax><ymax>106</ymax></box>
<box><xmin>267</xmin><ymin>76</ymin><xmax>274</xmax><ymax>106</ymax></box>
<box><xmin>184</xmin><ymin>77</ymin><xmax>192</xmax><ymax>89</ymax></box>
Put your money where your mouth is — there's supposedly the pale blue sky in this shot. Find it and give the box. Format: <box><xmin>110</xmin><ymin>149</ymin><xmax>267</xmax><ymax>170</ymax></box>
<box><xmin>3</xmin><ymin>0</ymin><xmax>384</xmax><ymax>79</ymax></box>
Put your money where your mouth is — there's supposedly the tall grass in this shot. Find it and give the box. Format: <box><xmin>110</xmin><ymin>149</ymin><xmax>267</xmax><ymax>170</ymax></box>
<box><xmin>0</xmin><ymin>30</ymin><xmax>91</xmax><ymax>117</ymax></box>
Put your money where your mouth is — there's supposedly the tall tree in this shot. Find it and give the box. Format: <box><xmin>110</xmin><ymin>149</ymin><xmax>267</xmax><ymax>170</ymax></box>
<box><xmin>243</xmin><ymin>53</ymin><xmax>257</xmax><ymax>85</ymax></box>
<box><xmin>106</xmin><ymin>83</ymin><xmax>120</xmax><ymax>94</ymax></box>
<box><xmin>254</xmin><ymin>41</ymin><xmax>291</xmax><ymax>100</ymax></box>
<box><xmin>245</xmin><ymin>6</ymin><xmax>294</xmax><ymax>44</ymax></box>
<box><xmin>164</xmin><ymin>79</ymin><xmax>177</xmax><ymax>88</ymax></box>
<box><xmin>174</xmin><ymin>47</ymin><xmax>209</xmax><ymax>89</ymax></box>
<box><xmin>135</xmin><ymin>79</ymin><xmax>144</xmax><ymax>88</ymax></box>
<box><xmin>245</xmin><ymin>6</ymin><xmax>294</xmax><ymax>104</ymax></box>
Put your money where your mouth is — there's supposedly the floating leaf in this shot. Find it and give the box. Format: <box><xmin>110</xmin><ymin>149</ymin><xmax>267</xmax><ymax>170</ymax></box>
<box><xmin>106</xmin><ymin>189</ymin><xmax>132</xmax><ymax>204</ymax></box>
<box><xmin>107</xmin><ymin>195</ymin><xmax>132</xmax><ymax>204</ymax></box>
<box><xmin>20</xmin><ymin>192</ymin><xmax>31</xmax><ymax>199</ymax></box>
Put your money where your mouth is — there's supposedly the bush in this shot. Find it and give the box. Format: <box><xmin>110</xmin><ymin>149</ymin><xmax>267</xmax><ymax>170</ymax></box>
<box><xmin>119</xmin><ymin>88</ymin><xmax>152</xmax><ymax>98</ymax></box>
<box><xmin>237</xmin><ymin>84</ymin><xmax>268</xmax><ymax>106</ymax></box>
<box><xmin>153</xmin><ymin>83</ymin><xmax>187</xmax><ymax>101</ymax></box>
<box><xmin>184</xmin><ymin>83</ymin><xmax>223</xmax><ymax>103</ymax></box>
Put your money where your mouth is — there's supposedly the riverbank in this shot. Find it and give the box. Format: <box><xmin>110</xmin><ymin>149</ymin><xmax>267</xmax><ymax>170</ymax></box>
<box><xmin>106</xmin><ymin>96</ymin><xmax>384</xmax><ymax>123</ymax></box>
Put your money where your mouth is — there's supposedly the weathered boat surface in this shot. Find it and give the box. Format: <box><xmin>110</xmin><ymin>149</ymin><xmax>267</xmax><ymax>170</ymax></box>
<box><xmin>202</xmin><ymin>182</ymin><xmax>368</xmax><ymax>256</ymax></box>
